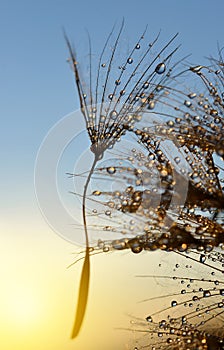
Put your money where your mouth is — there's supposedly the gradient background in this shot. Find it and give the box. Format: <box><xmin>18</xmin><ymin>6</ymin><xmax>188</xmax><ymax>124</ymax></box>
<box><xmin>1</xmin><ymin>1</ymin><xmax>224</xmax><ymax>349</ymax></box>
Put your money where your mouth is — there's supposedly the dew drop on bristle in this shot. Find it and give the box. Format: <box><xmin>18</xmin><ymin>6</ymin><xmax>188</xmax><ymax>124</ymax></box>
<box><xmin>127</xmin><ymin>57</ymin><xmax>133</xmax><ymax>64</ymax></box>
<box><xmin>107</xmin><ymin>166</ymin><xmax>116</xmax><ymax>174</ymax></box>
<box><xmin>171</xmin><ymin>300</ymin><xmax>177</xmax><ymax>307</ymax></box>
<box><xmin>200</xmin><ymin>254</ymin><xmax>206</xmax><ymax>263</ymax></box>
<box><xmin>155</xmin><ymin>62</ymin><xmax>166</xmax><ymax>74</ymax></box>
<box><xmin>146</xmin><ymin>316</ymin><xmax>153</xmax><ymax>322</ymax></box>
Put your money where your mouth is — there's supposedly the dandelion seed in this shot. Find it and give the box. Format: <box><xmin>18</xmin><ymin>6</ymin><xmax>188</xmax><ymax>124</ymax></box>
<box><xmin>65</xmin><ymin>23</ymin><xmax>180</xmax><ymax>337</ymax></box>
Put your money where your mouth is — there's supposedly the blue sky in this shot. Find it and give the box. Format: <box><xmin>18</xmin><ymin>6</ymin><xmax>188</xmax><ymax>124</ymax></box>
<box><xmin>1</xmin><ymin>0</ymin><xmax>224</xmax><ymax>221</ymax></box>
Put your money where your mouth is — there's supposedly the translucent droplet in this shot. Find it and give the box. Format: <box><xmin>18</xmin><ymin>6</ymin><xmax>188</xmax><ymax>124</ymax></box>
<box><xmin>156</xmin><ymin>85</ymin><xmax>163</xmax><ymax>92</ymax></box>
<box><xmin>92</xmin><ymin>190</ymin><xmax>101</xmax><ymax>196</ymax></box>
<box><xmin>103</xmin><ymin>246</ymin><xmax>110</xmax><ymax>252</ymax></box>
<box><xmin>200</xmin><ymin>254</ymin><xmax>206</xmax><ymax>263</ymax></box>
<box><xmin>181</xmin><ymin>316</ymin><xmax>187</xmax><ymax>324</ymax></box>
<box><xmin>210</xmin><ymin>109</ymin><xmax>218</xmax><ymax>116</ymax></box>
<box><xmin>127</xmin><ymin>57</ymin><xmax>133</xmax><ymax>64</ymax></box>
<box><xmin>135</xmin><ymin>43</ymin><xmax>140</xmax><ymax>49</ymax></box>
<box><xmin>171</xmin><ymin>300</ymin><xmax>177</xmax><ymax>307</ymax></box>
<box><xmin>174</xmin><ymin>157</ymin><xmax>180</xmax><ymax>164</ymax></box>
<box><xmin>148</xmin><ymin>101</ymin><xmax>155</xmax><ymax>110</ymax></box>
<box><xmin>184</xmin><ymin>100</ymin><xmax>192</xmax><ymax>107</ymax></box>
<box><xmin>155</xmin><ymin>62</ymin><xmax>166</xmax><ymax>74</ymax></box>
<box><xmin>203</xmin><ymin>290</ymin><xmax>211</xmax><ymax>298</ymax></box>
<box><xmin>190</xmin><ymin>65</ymin><xmax>203</xmax><ymax>73</ymax></box>
<box><xmin>167</xmin><ymin>120</ymin><xmax>174</xmax><ymax>127</ymax></box>
<box><xmin>146</xmin><ymin>315</ymin><xmax>153</xmax><ymax>322</ymax></box>
<box><xmin>112</xmin><ymin>240</ymin><xmax>126</xmax><ymax>250</ymax></box>
<box><xmin>143</xmin><ymin>82</ymin><xmax>149</xmax><ymax>89</ymax></box>
<box><xmin>160</xmin><ymin>169</ymin><xmax>168</xmax><ymax>177</ymax></box>
<box><xmin>109</xmin><ymin>110</ymin><xmax>118</xmax><ymax>120</ymax></box>
<box><xmin>216</xmin><ymin>143</ymin><xmax>224</xmax><ymax>157</ymax></box>
<box><xmin>188</xmin><ymin>92</ymin><xmax>197</xmax><ymax>99</ymax></box>
<box><xmin>107</xmin><ymin>166</ymin><xmax>116</xmax><ymax>174</ymax></box>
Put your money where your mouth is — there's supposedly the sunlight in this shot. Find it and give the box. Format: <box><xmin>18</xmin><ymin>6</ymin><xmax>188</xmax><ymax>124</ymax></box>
<box><xmin>8</xmin><ymin>287</ymin><xmax>40</xmax><ymax>326</ymax></box>
<box><xmin>5</xmin><ymin>285</ymin><xmax>42</xmax><ymax>329</ymax></box>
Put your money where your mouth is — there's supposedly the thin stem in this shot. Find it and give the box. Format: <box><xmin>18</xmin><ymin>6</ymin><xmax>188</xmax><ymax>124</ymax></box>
<box><xmin>71</xmin><ymin>154</ymin><xmax>99</xmax><ymax>338</ymax></box>
<box><xmin>82</xmin><ymin>155</ymin><xmax>99</xmax><ymax>248</ymax></box>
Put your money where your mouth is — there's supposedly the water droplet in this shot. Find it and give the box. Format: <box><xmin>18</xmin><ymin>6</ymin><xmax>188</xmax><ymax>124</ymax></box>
<box><xmin>135</xmin><ymin>43</ymin><xmax>140</xmax><ymax>49</ymax></box>
<box><xmin>92</xmin><ymin>190</ymin><xmax>101</xmax><ymax>196</ymax></box>
<box><xmin>167</xmin><ymin>120</ymin><xmax>174</xmax><ymax>127</ymax></box>
<box><xmin>103</xmin><ymin>246</ymin><xmax>110</xmax><ymax>252</ymax></box>
<box><xmin>160</xmin><ymin>169</ymin><xmax>168</xmax><ymax>177</ymax></box>
<box><xmin>200</xmin><ymin>254</ymin><xmax>206</xmax><ymax>263</ymax></box>
<box><xmin>107</xmin><ymin>166</ymin><xmax>116</xmax><ymax>174</ymax></box>
<box><xmin>112</xmin><ymin>240</ymin><xmax>127</xmax><ymax>250</ymax></box>
<box><xmin>210</xmin><ymin>109</ymin><xmax>218</xmax><ymax>116</ymax></box>
<box><xmin>174</xmin><ymin>157</ymin><xmax>180</xmax><ymax>164</ymax></box>
<box><xmin>188</xmin><ymin>92</ymin><xmax>197</xmax><ymax>99</ymax></box>
<box><xmin>155</xmin><ymin>62</ymin><xmax>166</xmax><ymax>74</ymax></box>
<box><xmin>184</xmin><ymin>100</ymin><xmax>192</xmax><ymax>107</ymax></box>
<box><xmin>109</xmin><ymin>110</ymin><xmax>118</xmax><ymax>120</ymax></box>
<box><xmin>181</xmin><ymin>316</ymin><xmax>187</xmax><ymax>324</ymax></box>
<box><xmin>203</xmin><ymin>290</ymin><xmax>211</xmax><ymax>298</ymax></box>
<box><xmin>148</xmin><ymin>101</ymin><xmax>155</xmax><ymax>110</ymax></box>
<box><xmin>146</xmin><ymin>315</ymin><xmax>153</xmax><ymax>322</ymax></box>
<box><xmin>171</xmin><ymin>300</ymin><xmax>177</xmax><ymax>307</ymax></box>
<box><xmin>127</xmin><ymin>57</ymin><xmax>133</xmax><ymax>64</ymax></box>
<box><xmin>190</xmin><ymin>65</ymin><xmax>203</xmax><ymax>73</ymax></box>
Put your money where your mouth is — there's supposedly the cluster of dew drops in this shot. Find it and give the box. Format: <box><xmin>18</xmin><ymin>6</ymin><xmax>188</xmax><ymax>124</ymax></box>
<box><xmin>68</xmin><ymin>27</ymin><xmax>224</xmax><ymax>349</ymax></box>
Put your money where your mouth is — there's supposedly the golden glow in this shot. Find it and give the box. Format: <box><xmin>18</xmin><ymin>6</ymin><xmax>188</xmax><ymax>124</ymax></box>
<box><xmin>0</xmin><ymin>220</ymin><xmax>163</xmax><ymax>350</ymax></box>
<box><xmin>6</xmin><ymin>285</ymin><xmax>41</xmax><ymax>328</ymax></box>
